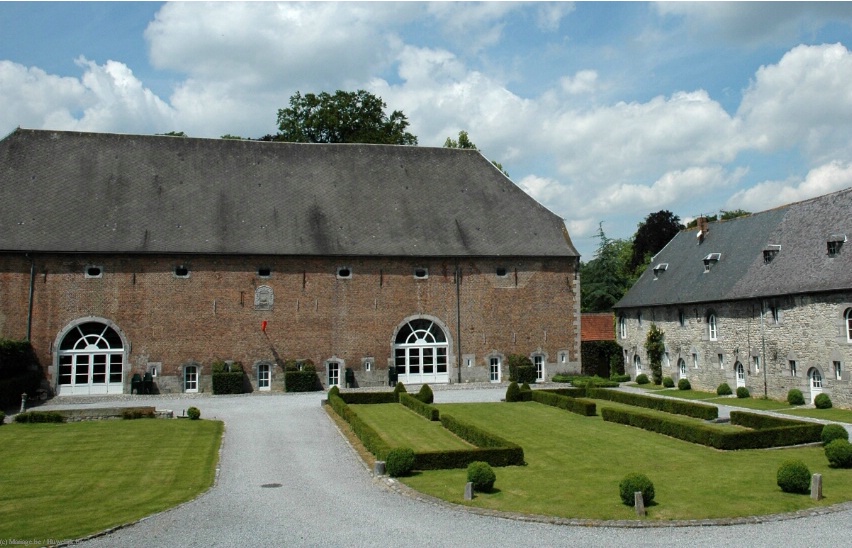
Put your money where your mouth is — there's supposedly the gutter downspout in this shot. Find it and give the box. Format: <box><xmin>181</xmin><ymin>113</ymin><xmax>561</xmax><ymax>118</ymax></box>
<box><xmin>456</xmin><ymin>263</ymin><xmax>462</xmax><ymax>384</ymax></box>
<box><xmin>27</xmin><ymin>253</ymin><xmax>35</xmax><ymax>341</ymax></box>
<box><xmin>760</xmin><ymin>299</ymin><xmax>768</xmax><ymax>399</ymax></box>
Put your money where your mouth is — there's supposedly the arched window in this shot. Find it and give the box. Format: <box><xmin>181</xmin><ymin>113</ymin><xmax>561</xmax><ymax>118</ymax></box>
<box><xmin>678</xmin><ymin>358</ymin><xmax>686</xmax><ymax>378</ymax></box>
<box><xmin>57</xmin><ymin>320</ymin><xmax>125</xmax><ymax>396</ymax></box>
<box><xmin>394</xmin><ymin>318</ymin><xmax>449</xmax><ymax>384</ymax></box>
<box><xmin>619</xmin><ymin>316</ymin><xmax>627</xmax><ymax>339</ymax></box>
<box><xmin>708</xmin><ymin>313</ymin><xmax>718</xmax><ymax>341</ymax></box>
<box><xmin>634</xmin><ymin>355</ymin><xmax>642</xmax><ymax>374</ymax></box>
<box><xmin>846</xmin><ymin>308</ymin><xmax>852</xmax><ymax>342</ymax></box>
<box><xmin>735</xmin><ymin>362</ymin><xmax>745</xmax><ymax>388</ymax></box>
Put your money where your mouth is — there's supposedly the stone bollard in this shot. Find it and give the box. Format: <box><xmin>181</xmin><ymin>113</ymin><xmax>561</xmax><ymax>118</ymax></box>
<box><xmin>20</xmin><ymin>392</ymin><xmax>27</xmax><ymax>414</ymax></box>
<box><xmin>634</xmin><ymin>491</ymin><xmax>646</xmax><ymax>517</ymax></box>
<box><xmin>811</xmin><ymin>473</ymin><xmax>823</xmax><ymax>501</ymax></box>
<box><xmin>464</xmin><ymin>482</ymin><xmax>474</xmax><ymax>501</ymax></box>
<box><xmin>374</xmin><ymin>461</ymin><xmax>386</xmax><ymax>476</ymax></box>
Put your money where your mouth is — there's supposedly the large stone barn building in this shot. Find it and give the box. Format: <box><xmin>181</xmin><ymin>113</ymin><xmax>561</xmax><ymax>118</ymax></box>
<box><xmin>0</xmin><ymin>129</ymin><xmax>581</xmax><ymax>396</ymax></box>
<box><xmin>614</xmin><ymin>188</ymin><xmax>852</xmax><ymax>406</ymax></box>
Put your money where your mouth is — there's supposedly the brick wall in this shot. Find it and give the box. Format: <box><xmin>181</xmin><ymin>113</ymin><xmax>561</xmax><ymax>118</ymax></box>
<box><xmin>0</xmin><ymin>253</ymin><xmax>580</xmax><ymax>394</ymax></box>
<box><xmin>617</xmin><ymin>292</ymin><xmax>852</xmax><ymax>407</ymax></box>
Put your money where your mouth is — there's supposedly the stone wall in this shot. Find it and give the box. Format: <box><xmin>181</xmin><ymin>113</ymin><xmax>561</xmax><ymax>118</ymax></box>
<box><xmin>0</xmin><ymin>253</ymin><xmax>581</xmax><ymax>395</ymax></box>
<box><xmin>617</xmin><ymin>291</ymin><xmax>852</xmax><ymax>407</ymax></box>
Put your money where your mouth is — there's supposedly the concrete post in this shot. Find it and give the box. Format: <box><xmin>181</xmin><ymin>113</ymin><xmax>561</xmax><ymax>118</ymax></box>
<box><xmin>20</xmin><ymin>393</ymin><xmax>27</xmax><ymax>414</ymax></box>
<box><xmin>374</xmin><ymin>461</ymin><xmax>386</xmax><ymax>476</ymax></box>
<box><xmin>634</xmin><ymin>491</ymin><xmax>646</xmax><ymax>517</ymax></box>
<box><xmin>464</xmin><ymin>482</ymin><xmax>474</xmax><ymax>501</ymax></box>
<box><xmin>811</xmin><ymin>473</ymin><xmax>823</xmax><ymax>501</ymax></box>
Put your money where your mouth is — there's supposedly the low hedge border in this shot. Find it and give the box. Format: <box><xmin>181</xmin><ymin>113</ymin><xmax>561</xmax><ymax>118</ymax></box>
<box><xmin>601</xmin><ymin>407</ymin><xmax>823</xmax><ymax>450</ymax></box>
<box><xmin>588</xmin><ymin>387</ymin><xmax>718</xmax><ymax>420</ymax></box>
<box><xmin>399</xmin><ymin>392</ymin><xmax>440</xmax><ymax>421</ymax></box>
<box><xmin>531</xmin><ymin>390</ymin><xmax>597</xmax><ymax>416</ymax></box>
<box><xmin>329</xmin><ymin>391</ymin><xmax>524</xmax><ymax>469</ymax></box>
<box><xmin>327</xmin><ymin>391</ymin><xmax>392</xmax><ymax>460</ymax></box>
<box><xmin>14</xmin><ymin>410</ymin><xmax>65</xmax><ymax>423</ymax></box>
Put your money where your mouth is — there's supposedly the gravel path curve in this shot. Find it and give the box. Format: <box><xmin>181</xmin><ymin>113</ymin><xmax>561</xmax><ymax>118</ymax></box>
<box><xmin>42</xmin><ymin>387</ymin><xmax>852</xmax><ymax>547</ymax></box>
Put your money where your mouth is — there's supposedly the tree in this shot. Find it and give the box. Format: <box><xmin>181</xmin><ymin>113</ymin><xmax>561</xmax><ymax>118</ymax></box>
<box><xmin>274</xmin><ymin>90</ymin><xmax>417</xmax><ymax>145</ymax></box>
<box><xmin>629</xmin><ymin>210</ymin><xmax>683</xmax><ymax>273</ymax></box>
<box><xmin>443</xmin><ymin>130</ymin><xmax>509</xmax><ymax>177</ymax></box>
<box><xmin>581</xmin><ymin>224</ymin><xmax>634</xmax><ymax>312</ymax></box>
<box><xmin>720</xmin><ymin>209</ymin><xmax>750</xmax><ymax>221</ymax></box>
<box><xmin>157</xmin><ymin>131</ymin><xmax>187</xmax><ymax>137</ymax></box>
<box><xmin>644</xmin><ymin>324</ymin><xmax>665</xmax><ymax>385</ymax></box>
<box><xmin>220</xmin><ymin>134</ymin><xmax>244</xmax><ymax>140</ymax></box>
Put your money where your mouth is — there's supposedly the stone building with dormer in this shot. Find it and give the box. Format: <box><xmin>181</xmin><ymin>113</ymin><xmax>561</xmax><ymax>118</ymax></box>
<box><xmin>614</xmin><ymin>188</ymin><xmax>852</xmax><ymax>406</ymax></box>
<box><xmin>0</xmin><ymin>129</ymin><xmax>581</xmax><ymax>396</ymax></box>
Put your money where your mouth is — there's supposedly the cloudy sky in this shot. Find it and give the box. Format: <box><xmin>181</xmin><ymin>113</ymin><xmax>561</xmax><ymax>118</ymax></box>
<box><xmin>3</xmin><ymin>2</ymin><xmax>852</xmax><ymax>259</ymax></box>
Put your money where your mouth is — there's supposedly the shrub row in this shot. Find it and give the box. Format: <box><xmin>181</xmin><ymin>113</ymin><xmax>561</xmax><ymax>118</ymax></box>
<box><xmin>439</xmin><ymin>414</ymin><xmax>524</xmax><ymax>467</ymax></box>
<box><xmin>284</xmin><ymin>371</ymin><xmax>321</xmax><ymax>392</ymax></box>
<box><xmin>122</xmin><ymin>407</ymin><xmax>156</xmax><ymax>420</ymax></box>
<box><xmin>531</xmin><ymin>390</ymin><xmax>597</xmax><ymax>416</ymax></box>
<box><xmin>14</xmin><ymin>410</ymin><xmax>65</xmax><ymax>423</ymax></box>
<box><xmin>587</xmin><ymin>388</ymin><xmax>718</xmax><ymax>420</ymax></box>
<box><xmin>212</xmin><ymin>371</ymin><xmax>246</xmax><ymax>394</ymax></box>
<box><xmin>337</xmin><ymin>392</ymin><xmax>397</xmax><ymax>404</ymax></box>
<box><xmin>601</xmin><ymin>407</ymin><xmax>822</xmax><ymax>450</ymax></box>
<box><xmin>327</xmin><ymin>389</ymin><xmax>391</xmax><ymax>460</ymax></box>
<box><xmin>505</xmin><ymin>382</ymin><xmax>533</xmax><ymax>402</ymax></box>
<box><xmin>399</xmin><ymin>392</ymin><xmax>440</xmax><ymax>421</ymax></box>
<box><xmin>551</xmin><ymin>375</ymin><xmax>619</xmax><ymax>388</ymax></box>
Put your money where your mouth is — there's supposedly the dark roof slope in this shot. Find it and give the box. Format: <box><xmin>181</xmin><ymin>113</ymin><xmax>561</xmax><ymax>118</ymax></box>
<box><xmin>615</xmin><ymin>187</ymin><xmax>852</xmax><ymax>308</ymax></box>
<box><xmin>0</xmin><ymin>129</ymin><xmax>577</xmax><ymax>257</ymax></box>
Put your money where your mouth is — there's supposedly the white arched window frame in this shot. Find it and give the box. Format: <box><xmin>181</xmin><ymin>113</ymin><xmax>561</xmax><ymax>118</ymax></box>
<box><xmin>736</xmin><ymin>362</ymin><xmax>746</xmax><ymax>387</ymax></box>
<box><xmin>393</xmin><ymin>318</ymin><xmax>450</xmax><ymax>384</ymax></box>
<box><xmin>708</xmin><ymin>313</ymin><xmax>718</xmax><ymax>341</ymax></box>
<box><xmin>619</xmin><ymin>316</ymin><xmax>627</xmax><ymax>339</ymax></box>
<box><xmin>634</xmin><ymin>355</ymin><xmax>642</xmax><ymax>374</ymax></box>
<box><xmin>846</xmin><ymin>308</ymin><xmax>852</xmax><ymax>342</ymax></box>
<box><xmin>57</xmin><ymin>320</ymin><xmax>125</xmax><ymax>396</ymax></box>
<box><xmin>678</xmin><ymin>358</ymin><xmax>686</xmax><ymax>378</ymax></box>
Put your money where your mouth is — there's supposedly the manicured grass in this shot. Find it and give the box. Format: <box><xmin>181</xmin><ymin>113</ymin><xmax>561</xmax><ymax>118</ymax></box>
<box><xmin>655</xmin><ymin>388</ymin><xmax>717</xmax><ymax>400</ymax></box>
<box><xmin>634</xmin><ymin>383</ymin><xmax>667</xmax><ymax>390</ymax></box>
<box><xmin>396</xmin><ymin>402</ymin><xmax>852</xmax><ymax>521</ymax></box>
<box><xmin>779</xmin><ymin>407</ymin><xmax>852</xmax><ymax>424</ymax></box>
<box><xmin>352</xmin><ymin>404</ymin><xmax>473</xmax><ymax>451</ymax></box>
<box><xmin>0</xmin><ymin>419</ymin><xmax>223</xmax><ymax>541</ymax></box>
<box><xmin>706</xmin><ymin>396</ymin><xmax>797</xmax><ymax>411</ymax></box>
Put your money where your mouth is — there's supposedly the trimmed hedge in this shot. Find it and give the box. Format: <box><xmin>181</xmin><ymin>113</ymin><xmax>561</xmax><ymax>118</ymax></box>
<box><xmin>284</xmin><ymin>371</ymin><xmax>321</xmax><ymax>392</ymax></box>
<box><xmin>619</xmin><ymin>473</ymin><xmax>655</xmax><ymax>506</ymax></box>
<box><xmin>717</xmin><ymin>383</ymin><xmax>732</xmax><ymax>396</ymax></box>
<box><xmin>400</xmin><ymin>392</ymin><xmax>440</xmax><ymax>421</ymax></box>
<box><xmin>601</xmin><ymin>407</ymin><xmax>823</xmax><ymax>450</ymax></box>
<box><xmin>678</xmin><ymin>378</ymin><xmax>691</xmax><ymax>390</ymax></box>
<box><xmin>787</xmin><ymin>389</ymin><xmax>805</xmax><ymax>405</ymax></box>
<box><xmin>635</xmin><ymin>374</ymin><xmax>649</xmax><ymax>385</ymax></box>
<box><xmin>587</xmin><ymin>388</ymin><xmax>718</xmax><ymax>420</ymax></box>
<box><xmin>825</xmin><ymin>439</ymin><xmax>852</xmax><ymax>468</ymax></box>
<box><xmin>814</xmin><ymin>393</ymin><xmax>833</xmax><ymax>409</ymax></box>
<box><xmin>531</xmin><ymin>390</ymin><xmax>597</xmax><ymax>416</ymax></box>
<box><xmin>467</xmin><ymin>461</ymin><xmax>496</xmax><ymax>492</ymax></box>
<box><xmin>736</xmin><ymin>387</ymin><xmax>750</xmax><ymax>399</ymax></box>
<box><xmin>122</xmin><ymin>407</ymin><xmax>156</xmax><ymax>420</ymax></box>
<box><xmin>438</xmin><ymin>414</ymin><xmax>524</xmax><ymax>467</ymax></box>
<box><xmin>386</xmin><ymin>447</ymin><xmax>416</xmax><ymax>477</ymax></box>
<box><xmin>212</xmin><ymin>371</ymin><xmax>245</xmax><ymax>394</ymax></box>
<box><xmin>186</xmin><ymin>406</ymin><xmax>201</xmax><ymax>420</ymax></box>
<box><xmin>777</xmin><ymin>460</ymin><xmax>811</xmax><ymax>494</ymax></box>
<box><xmin>662</xmin><ymin>377</ymin><xmax>674</xmax><ymax>388</ymax></box>
<box><xmin>416</xmin><ymin>384</ymin><xmax>434</xmax><ymax>404</ymax></box>
<box><xmin>14</xmin><ymin>411</ymin><xmax>65</xmax><ymax>423</ymax></box>
<box><xmin>822</xmin><ymin>424</ymin><xmax>849</xmax><ymax>445</ymax></box>
<box><xmin>550</xmin><ymin>375</ymin><xmax>619</xmax><ymax>388</ymax></box>
<box><xmin>327</xmin><ymin>391</ymin><xmax>392</xmax><ymax>460</ymax></box>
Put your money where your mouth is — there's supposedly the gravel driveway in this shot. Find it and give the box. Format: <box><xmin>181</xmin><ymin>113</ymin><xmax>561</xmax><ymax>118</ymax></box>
<box><xmin>42</xmin><ymin>387</ymin><xmax>852</xmax><ymax>547</ymax></box>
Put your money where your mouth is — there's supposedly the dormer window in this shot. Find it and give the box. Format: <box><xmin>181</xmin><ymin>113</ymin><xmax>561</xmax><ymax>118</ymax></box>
<box><xmin>652</xmin><ymin>263</ymin><xmax>668</xmax><ymax>278</ymax></box>
<box><xmin>763</xmin><ymin>245</ymin><xmax>780</xmax><ymax>264</ymax></box>
<box><xmin>703</xmin><ymin>253</ymin><xmax>721</xmax><ymax>272</ymax></box>
<box><xmin>828</xmin><ymin>234</ymin><xmax>846</xmax><ymax>257</ymax></box>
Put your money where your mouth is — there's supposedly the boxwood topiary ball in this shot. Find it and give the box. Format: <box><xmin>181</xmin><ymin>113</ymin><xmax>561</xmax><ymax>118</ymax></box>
<box><xmin>677</xmin><ymin>378</ymin><xmax>691</xmax><ymax>391</ymax></box>
<box><xmin>776</xmin><ymin>460</ymin><xmax>811</xmax><ymax>493</ymax></box>
<box><xmin>187</xmin><ymin>406</ymin><xmax>201</xmax><ymax>420</ymax></box>
<box><xmin>662</xmin><ymin>377</ymin><xmax>674</xmax><ymax>388</ymax></box>
<box><xmin>505</xmin><ymin>382</ymin><xmax>521</xmax><ymax>402</ymax></box>
<box><xmin>814</xmin><ymin>393</ymin><xmax>833</xmax><ymax>409</ymax></box>
<box><xmin>385</xmin><ymin>447</ymin><xmax>416</xmax><ymax>477</ymax></box>
<box><xmin>717</xmin><ymin>383</ymin><xmax>732</xmax><ymax>396</ymax></box>
<box><xmin>736</xmin><ymin>387</ymin><xmax>750</xmax><ymax>399</ymax></box>
<box><xmin>619</xmin><ymin>473</ymin><xmax>655</xmax><ymax>506</ymax></box>
<box><xmin>467</xmin><ymin>461</ymin><xmax>496</xmax><ymax>492</ymax></box>
<box><xmin>787</xmin><ymin>389</ymin><xmax>805</xmax><ymax>405</ymax></box>
<box><xmin>635</xmin><ymin>374</ymin><xmax>649</xmax><ymax>385</ymax></box>
<box><xmin>822</xmin><ymin>424</ymin><xmax>849</xmax><ymax>445</ymax></box>
<box><xmin>825</xmin><ymin>439</ymin><xmax>852</xmax><ymax>468</ymax></box>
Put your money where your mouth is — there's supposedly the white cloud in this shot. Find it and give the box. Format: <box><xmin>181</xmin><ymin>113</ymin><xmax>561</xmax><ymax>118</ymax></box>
<box><xmin>0</xmin><ymin>58</ymin><xmax>174</xmax><ymax>135</ymax></box>
<box><xmin>536</xmin><ymin>3</ymin><xmax>574</xmax><ymax>32</ymax></box>
<box><xmin>738</xmin><ymin>43</ymin><xmax>852</xmax><ymax>163</ymax></box>
<box><xmin>727</xmin><ymin>160</ymin><xmax>852</xmax><ymax>212</ymax></box>
<box><xmin>560</xmin><ymin>70</ymin><xmax>598</xmax><ymax>95</ymax></box>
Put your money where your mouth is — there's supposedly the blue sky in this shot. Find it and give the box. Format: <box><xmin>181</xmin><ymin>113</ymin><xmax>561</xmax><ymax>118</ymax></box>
<box><xmin>3</xmin><ymin>2</ymin><xmax>852</xmax><ymax>259</ymax></box>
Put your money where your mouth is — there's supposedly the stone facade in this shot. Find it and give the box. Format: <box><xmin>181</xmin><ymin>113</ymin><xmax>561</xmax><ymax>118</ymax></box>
<box><xmin>617</xmin><ymin>292</ymin><xmax>852</xmax><ymax>406</ymax></box>
<box><xmin>1</xmin><ymin>253</ymin><xmax>580</xmax><ymax>395</ymax></box>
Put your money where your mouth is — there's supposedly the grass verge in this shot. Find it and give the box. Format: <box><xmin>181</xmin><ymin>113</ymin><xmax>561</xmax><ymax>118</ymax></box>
<box><xmin>0</xmin><ymin>419</ymin><xmax>223</xmax><ymax>541</ymax></box>
<box><xmin>396</xmin><ymin>402</ymin><xmax>852</xmax><ymax>521</ymax></box>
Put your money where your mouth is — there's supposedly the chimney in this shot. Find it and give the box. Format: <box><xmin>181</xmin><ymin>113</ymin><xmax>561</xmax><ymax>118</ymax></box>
<box><xmin>696</xmin><ymin>216</ymin><xmax>708</xmax><ymax>244</ymax></box>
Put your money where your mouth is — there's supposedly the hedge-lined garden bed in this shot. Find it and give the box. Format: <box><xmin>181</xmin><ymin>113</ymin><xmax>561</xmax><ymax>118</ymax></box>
<box><xmin>530</xmin><ymin>390</ymin><xmax>597</xmax><ymax>416</ymax></box>
<box><xmin>588</xmin><ymin>387</ymin><xmax>718</xmax><ymax>420</ymax></box>
<box><xmin>326</xmin><ymin>388</ymin><xmax>524</xmax><ymax>469</ymax></box>
<box><xmin>601</xmin><ymin>406</ymin><xmax>823</xmax><ymax>450</ymax></box>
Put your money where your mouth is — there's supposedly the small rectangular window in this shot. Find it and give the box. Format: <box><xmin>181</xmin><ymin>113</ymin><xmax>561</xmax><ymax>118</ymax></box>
<box><xmin>337</xmin><ymin>266</ymin><xmax>352</xmax><ymax>279</ymax></box>
<box><xmin>692</xmin><ymin>353</ymin><xmax>698</xmax><ymax>369</ymax></box>
<box><xmin>85</xmin><ymin>265</ymin><xmax>103</xmax><ymax>278</ymax></box>
<box><xmin>257</xmin><ymin>267</ymin><xmax>272</xmax><ymax>278</ymax></box>
<box><xmin>414</xmin><ymin>267</ymin><xmax>428</xmax><ymax>279</ymax></box>
<box><xmin>790</xmin><ymin>360</ymin><xmax>797</xmax><ymax>376</ymax></box>
<box><xmin>496</xmin><ymin>267</ymin><xmax>508</xmax><ymax>277</ymax></box>
<box><xmin>718</xmin><ymin>353</ymin><xmax>724</xmax><ymax>369</ymax></box>
<box><xmin>753</xmin><ymin>355</ymin><xmax>760</xmax><ymax>372</ymax></box>
<box><xmin>174</xmin><ymin>265</ymin><xmax>190</xmax><ymax>278</ymax></box>
<box><xmin>678</xmin><ymin>310</ymin><xmax>685</xmax><ymax>327</ymax></box>
<box><xmin>835</xmin><ymin>361</ymin><xmax>842</xmax><ymax>380</ymax></box>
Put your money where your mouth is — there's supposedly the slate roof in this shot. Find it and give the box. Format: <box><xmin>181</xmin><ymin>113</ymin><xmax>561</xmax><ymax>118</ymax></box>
<box><xmin>614</xmin><ymin>187</ymin><xmax>852</xmax><ymax>308</ymax></box>
<box><xmin>0</xmin><ymin>129</ymin><xmax>577</xmax><ymax>258</ymax></box>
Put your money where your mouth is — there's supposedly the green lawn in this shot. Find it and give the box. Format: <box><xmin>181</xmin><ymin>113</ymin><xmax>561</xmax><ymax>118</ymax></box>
<box><xmin>390</xmin><ymin>402</ymin><xmax>852</xmax><ymax>521</ymax></box>
<box><xmin>706</xmin><ymin>396</ymin><xmax>797</xmax><ymax>411</ymax></box>
<box><xmin>655</xmin><ymin>388</ymin><xmax>717</xmax><ymax>400</ymax></box>
<box><xmin>779</xmin><ymin>407</ymin><xmax>852</xmax><ymax>423</ymax></box>
<box><xmin>0</xmin><ymin>419</ymin><xmax>223</xmax><ymax>541</ymax></box>
<box><xmin>353</xmin><ymin>404</ymin><xmax>473</xmax><ymax>451</ymax></box>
